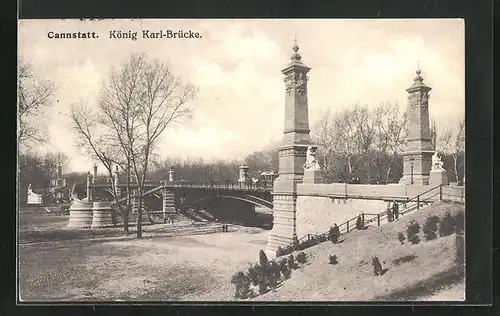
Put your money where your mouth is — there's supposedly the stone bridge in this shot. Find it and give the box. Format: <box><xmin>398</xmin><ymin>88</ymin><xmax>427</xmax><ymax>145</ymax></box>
<box><xmin>86</xmin><ymin>181</ymin><xmax>274</xmax><ymax>217</ymax></box>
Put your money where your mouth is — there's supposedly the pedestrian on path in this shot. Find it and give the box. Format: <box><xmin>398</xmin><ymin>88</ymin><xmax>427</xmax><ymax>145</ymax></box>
<box><xmin>392</xmin><ymin>201</ymin><xmax>399</xmax><ymax>220</ymax></box>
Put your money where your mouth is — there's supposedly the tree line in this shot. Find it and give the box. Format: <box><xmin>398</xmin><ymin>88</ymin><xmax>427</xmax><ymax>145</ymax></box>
<box><xmin>18</xmin><ymin>52</ymin><xmax>465</xmax><ymax>239</ymax></box>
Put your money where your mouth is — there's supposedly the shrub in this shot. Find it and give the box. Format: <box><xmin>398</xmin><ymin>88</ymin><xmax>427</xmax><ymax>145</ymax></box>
<box><xmin>318</xmin><ymin>234</ymin><xmax>327</xmax><ymax>243</ymax></box>
<box><xmin>397</xmin><ymin>232</ymin><xmax>406</xmax><ymax>245</ymax></box>
<box><xmin>281</xmin><ymin>266</ymin><xmax>292</xmax><ymax>279</ymax></box>
<box><xmin>287</xmin><ymin>254</ymin><xmax>298</xmax><ymax>270</ymax></box>
<box><xmin>279</xmin><ymin>259</ymin><xmax>292</xmax><ymax>279</ymax></box>
<box><xmin>372</xmin><ymin>256</ymin><xmax>383</xmax><ymax>276</ymax></box>
<box><xmin>453</xmin><ymin>211</ymin><xmax>465</xmax><ymax>235</ymax></box>
<box><xmin>259</xmin><ymin>249</ymin><xmax>269</xmax><ymax>266</ymax></box>
<box><xmin>278</xmin><ymin>258</ymin><xmax>287</xmax><ymax>271</ymax></box>
<box><xmin>231</xmin><ymin>271</ymin><xmax>251</xmax><ymax>299</ymax></box>
<box><xmin>258</xmin><ymin>282</ymin><xmax>268</xmax><ymax>295</ymax></box>
<box><xmin>247</xmin><ymin>264</ymin><xmax>260</xmax><ymax>286</ymax></box>
<box><xmin>296</xmin><ymin>252</ymin><xmax>307</xmax><ymax>264</ymax></box>
<box><xmin>267</xmin><ymin>261</ymin><xmax>281</xmax><ymax>289</ymax></box>
<box><xmin>439</xmin><ymin>212</ymin><xmax>455</xmax><ymax>237</ymax></box>
<box><xmin>276</xmin><ymin>247</ymin><xmax>283</xmax><ymax>257</ymax></box>
<box><xmin>356</xmin><ymin>215</ymin><xmax>364</xmax><ymax>230</ymax></box>
<box><xmin>329</xmin><ymin>254</ymin><xmax>338</xmax><ymax>265</ymax></box>
<box><xmin>392</xmin><ymin>254</ymin><xmax>417</xmax><ymax>266</ymax></box>
<box><xmin>423</xmin><ymin>216</ymin><xmax>440</xmax><ymax>241</ymax></box>
<box><xmin>406</xmin><ymin>220</ymin><xmax>421</xmax><ymax>244</ymax></box>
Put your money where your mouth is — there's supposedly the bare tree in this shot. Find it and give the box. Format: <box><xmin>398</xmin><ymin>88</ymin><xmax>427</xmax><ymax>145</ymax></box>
<box><xmin>311</xmin><ymin>109</ymin><xmax>340</xmax><ymax>182</ymax></box>
<box><xmin>74</xmin><ymin>53</ymin><xmax>197</xmax><ymax>238</ymax></box>
<box><xmin>70</xmin><ymin>103</ymin><xmax>135</xmax><ymax>234</ymax></box>
<box><xmin>18</xmin><ymin>62</ymin><xmax>57</xmax><ymax>152</ymax></box>
<box><xmin>372</xmin><ymin>102</ymin><xmax>408</xmax><ymax>183</ymax></box>
<box><xmin>352</xmin><ymin>105</ymin><xmax>377</xmax><ymax>182</ymax></box>
<box><xmin>333</xmin><ymin>108</ymin><xmax>359</xmax><ymax>180</ymax></box>
<box><xmin>437</xmin><ymin>116</ymin><xmax>465</xmax><ymax>182</ymax></box>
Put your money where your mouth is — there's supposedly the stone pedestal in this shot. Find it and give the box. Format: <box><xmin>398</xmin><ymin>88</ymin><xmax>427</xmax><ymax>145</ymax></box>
<box><xmin>91</xmin><ymin>201</ymin><xmax>113</xmax><ymax>228</ymax></box>
<box><xmin>429</xmin><ymin>169</ymin><xmax>449</xmax><ymax>186</ymax></box>
<box><xmin>303</xmin><ymin>169</ymin><xmax>323</xmax><ymax>184</ymax></box>
<box><xmin>67</xmin><ymin>199</ymin><xmax>93</xmax><ymax>229</ymax></box>
<box><xmin>238</xmin><ymin>165</ymin><xmax>249</xmax><ymax>184</ymax></box>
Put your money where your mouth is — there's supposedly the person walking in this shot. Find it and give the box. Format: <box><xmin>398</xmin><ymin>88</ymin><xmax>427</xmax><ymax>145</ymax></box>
<box><xmin>386</xmin><ymin>204</ymin><xmax>393</xmax><ymax>222</ymax></box>
<box><xmin>392</xmin><ymin>201</ymin><xmax>399</xmax><ymax>220</ymax></box>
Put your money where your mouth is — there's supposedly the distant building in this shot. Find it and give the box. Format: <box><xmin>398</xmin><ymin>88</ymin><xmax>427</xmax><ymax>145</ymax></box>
<box><xmin>259</xmin><ymin>171</ymin><xmax>278</xmax><ymax>184</ymax></box>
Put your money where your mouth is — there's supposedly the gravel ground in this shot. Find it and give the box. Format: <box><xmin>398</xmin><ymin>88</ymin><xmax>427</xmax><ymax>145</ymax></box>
<box><xmin>18</xmin><ymin>212</ymin><xmax>269</xmax><ymax>302</ymax></box>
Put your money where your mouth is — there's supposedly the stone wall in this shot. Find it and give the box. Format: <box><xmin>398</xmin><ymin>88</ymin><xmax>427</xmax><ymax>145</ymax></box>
<box><xmin>295</xmin><ymin>196</ymin><xmax>387</xmax><ymax>238</ymax></box>
<box><xmin>294</xmin><ymin>183</ymin><xmax>455</xmax><ymax>238</ymax></box>
<box><xmin>297</xmin><ymin>183</ymin><xmax>441</xmax><ymax>200</ymax></box>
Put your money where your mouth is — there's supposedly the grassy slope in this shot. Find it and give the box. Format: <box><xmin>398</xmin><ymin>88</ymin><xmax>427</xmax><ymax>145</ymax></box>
<box><xmin>251</xmin><ymin>201</ymin><xmax>465</xmax><ymax>301</ymax></box>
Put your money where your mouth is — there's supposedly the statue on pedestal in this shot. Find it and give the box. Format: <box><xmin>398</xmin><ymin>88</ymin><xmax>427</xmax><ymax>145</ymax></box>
<box><xmin>303</xmin><ymin>146</ymin><xmax>321</xmax><ymax>171</ymax></box>
<box><xmin>431</xmin><ymin>151</ymin><xmax>445</xmax><ymax>171</ymax></box>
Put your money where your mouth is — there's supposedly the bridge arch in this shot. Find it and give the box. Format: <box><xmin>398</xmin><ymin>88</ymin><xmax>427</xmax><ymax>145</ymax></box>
<box><xmin>184</xmin><ymin>195</ymin><xmax>273</xmax><ymax>211</ymax></box>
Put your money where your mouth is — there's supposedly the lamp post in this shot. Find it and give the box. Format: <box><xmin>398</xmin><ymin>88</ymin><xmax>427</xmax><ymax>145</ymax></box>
<box><xmin>409</xmin><ymin>157</ymin><xmax>415</xmax><ymax>185</ymax></box>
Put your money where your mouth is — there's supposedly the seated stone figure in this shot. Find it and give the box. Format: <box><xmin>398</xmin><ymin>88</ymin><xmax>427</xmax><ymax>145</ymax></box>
<box><xmin>303</xmin><ymin>146</ymin><xmax>321</xmax><ymax>171</ymax></box>
<box><xmin>431</xmin><ymin>151</ymin><xmax>445</xmax><ymax>171</ymax></box>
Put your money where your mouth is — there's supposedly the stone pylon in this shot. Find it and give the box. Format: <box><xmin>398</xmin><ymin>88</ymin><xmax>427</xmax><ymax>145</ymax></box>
<box><xmin>267</xmin><ymin>38</ymin><xmax>312</xmax><ymax>253</ymax></box>
<box><xmin>400</xmin><ymin>67</ymin><xmax>434</xmax><ymax>185</ymax></box>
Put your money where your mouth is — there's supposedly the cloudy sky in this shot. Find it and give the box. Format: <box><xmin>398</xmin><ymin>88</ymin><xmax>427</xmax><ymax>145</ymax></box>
<box><xmin>18</xmin><ymin>19</ymin><xmax>464</xmax><ymax>172</ymax></box>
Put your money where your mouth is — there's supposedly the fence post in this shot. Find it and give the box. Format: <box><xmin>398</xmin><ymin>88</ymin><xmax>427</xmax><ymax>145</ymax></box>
<box><xmin>361</xmin><ymin>213</ymin><xmax>365</xmax><ymax>228</ymax></box>
<box><xmin>307</xmin><ymin>234</ymin><xmax>310</xmax><ymax>241</ymax></box>
<box><xmin>417</xmin><ymin>195</ymin><xmax>420</xmax><ymax>210</ymax></box>
<box><xmin>345</xmin><ymin>183</ymin><xmax>348</xmax><ymax>198</ymax></box>
<box><xmin>439</xmin><ymin>184</ymin><xmax>443</xmax><ymax>201</ymax></box>
<box><xmin>377</xmin><ymin>214</ymin><xmax>380</xmax><ymax>227</ymax></box>
<box><xmin>346</xmin><ymin>221</ymin><xmax>349</xmax><ymax>233</ymax></box>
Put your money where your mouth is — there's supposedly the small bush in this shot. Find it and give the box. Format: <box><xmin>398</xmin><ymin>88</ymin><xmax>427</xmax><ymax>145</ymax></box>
<box><xmin>406</xmin><ymin>220</ymin><xmax>421</xmax><ymax>244</ymax></box>
<box><xmin>356</xmin><ymin>215</ymin><xmax>364</xmax><ymax>230</ymax></box>
<box><xmin>453</xmin><ymin>211</ymin><xmax>465</xmax><ymax>235</ymax></box>
<box><xmin>296</xmin><ymin>252</ymin><xmax>307</xmax><ymax>264</ymax></box>
<box><xmin>258</xmin><ymin>282</ymin><xmax>268</xmax><ymax>295</ymax></box>
<box><xmin>247</xmin><ymin>264</ymin><xmax>259</xmax><ymax>286</ymax></box>
<box><xmin>372</xmin><ymin>256</ymin><xmax>383</xmax><ymax>276</ymax></box>
<box><xmin>278</xmin><ymin>258</ymin><xmax>287</xmax><ymax>271</ymax></box>
<box><xmin>392</xmin><ymin>254</ymin><xmax>417</xmax><ymax>266</ymax></box>
<box><xmin>231</xmin><ymin>271</ymin><xmax>251</xmax><ymax>299</ymax></box>
<box><xmin>276</xmin><ymin>247</ymin><xmax>283</xmax><ymax>257</ymax></box>
<box><xmin>287</xmin><ymin>254</ymin><xmax>298</xmax><ymax>270</ymax></box>
<box><xmin>439</xmin><ymin>212</ymin><xmax>455</xmax><ymax>237</ymax></box>
<box><xmin>423</xmin><ymin>216</ymin><xmax>440</xmax><ymax>241</ymax></box>
<box><xmin>329</xmin><ymin>254</ymin><xmax>338</xmax><ymax>265</ymax></box>
<box><xmin>259</xmin><ymin>249</ymin><xmax>269</xmax><ymax>266</ymax></box>
<box><xmin>397</xmin><ymin>232</ymin><xmax>406</xmax><ymax>245</ymax></box>
<box><xmin>281</xmin><ymin>266</ymin><xmax>292</xmax><ymax>279</ymax></box>
<box><xmin>267</xmin><ymin>261</ymin><xmax>281</xmax><ymax>289</ymax></box>
<box><xmin>318</xmin><ymin>234</ymin><xmax>327</xmax><ymax>243</ymax></box>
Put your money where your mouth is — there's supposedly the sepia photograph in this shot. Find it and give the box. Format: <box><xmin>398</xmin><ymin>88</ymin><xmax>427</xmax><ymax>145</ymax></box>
<box><xmin>18</xmin><ymin>18</ymin><xmax>465</xmax><ymax>302</ymax></box>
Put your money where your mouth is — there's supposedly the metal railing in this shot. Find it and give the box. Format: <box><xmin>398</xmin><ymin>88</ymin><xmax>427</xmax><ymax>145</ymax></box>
<box><xmin>90</xmin><ymin>181</ymin><xmax>273</xmax><ymax>192</ymax></box>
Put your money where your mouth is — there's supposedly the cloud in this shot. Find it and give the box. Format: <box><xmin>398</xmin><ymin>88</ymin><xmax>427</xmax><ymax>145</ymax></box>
<box><xmin>18</xmin><ymin>19</ymin><xmax>464</xmax><ymax>172</ymax></box>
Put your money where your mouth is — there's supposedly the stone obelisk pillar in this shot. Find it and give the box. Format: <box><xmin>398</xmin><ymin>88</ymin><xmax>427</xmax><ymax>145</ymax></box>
<box><xmin>267</xmin><ymin>39</ymin><xmax>311</xmax><ymax>254</ymax></box>
<box><xmin>400</xmin><ymin>67</ymin><xmax>434</xmax><ymax>185</ymax></box>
